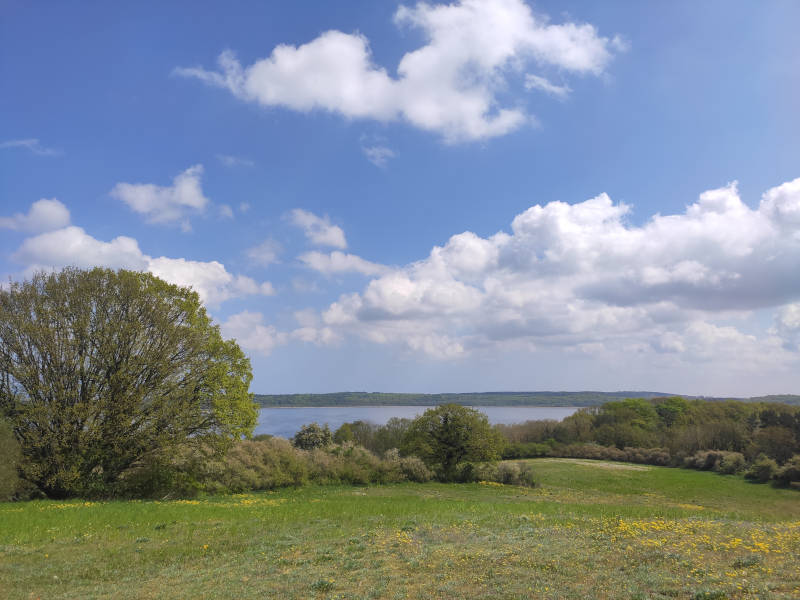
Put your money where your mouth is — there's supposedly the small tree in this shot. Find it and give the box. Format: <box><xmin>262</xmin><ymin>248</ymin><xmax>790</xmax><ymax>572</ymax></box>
<box><xmin>292</xmin><ymin>423</ymin><xmax>332</xmax><ymax>450</ymax></box>
<box><xmin>401</xmin><ymin>404</ymin><xmax>502</xmax><ymax>481</ymax></box>
<box><xmin>0</xmin><ymin>268</ymin><xmax>257</xmax><ymax>497</ymax></box>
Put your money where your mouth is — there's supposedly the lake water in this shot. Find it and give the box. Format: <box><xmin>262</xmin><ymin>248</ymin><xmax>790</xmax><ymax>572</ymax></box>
<box><xmin>255</xmin><ymin>406</ymin><xmax>579</xmax><ymax>439</ymax></box>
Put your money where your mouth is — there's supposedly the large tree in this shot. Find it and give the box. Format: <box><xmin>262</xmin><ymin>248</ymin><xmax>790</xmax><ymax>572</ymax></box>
<box><xmin>0</xmin><ymin>267</ymin><xmax>257</xmax><ymax>497</ymax></box>
<box><xmin>402</xmin><ymin>404</ymin><xmax>501</xmax><ymax>481</ymax></box>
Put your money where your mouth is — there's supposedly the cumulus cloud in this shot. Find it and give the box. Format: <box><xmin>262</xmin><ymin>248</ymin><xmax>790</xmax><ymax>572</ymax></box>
<box><xmin>293</xmin><ymin>176</ymin><xmax>800</xmax><ymax>362</ymax></box>
<box><xmin>13</xmin><ymin>226</ymin><xmax>148</xmax><ymax>272</ymax></box>
<box><xmin>0</xmin><ymin>199</ymin><xmax>71</xmax><ymax>233</ymax></box>
<box><xmin>110</xmin><ymin>165</ymin><xmax>209</xmax><ymax>231</ymax></box>
<box><xmin>289</xmin><ymin>209</ymin><xmax>347</xmax><ymax>249</ymax></box>
<box><xmin>0</xmin><ymin>138</ymin><xmax>60</xmax><ymax>156</ymax></box>
<box><xmin>221</xmin><ymin>311</ymin><xmax>288</xmax><ymax>355</ymax></box>
<box><xmin>12</xmin><ymin>226</ymin><xmax>273</xmax><ymax>307</ymax></box>
<box><xmin>299</xmin><ymin>250</ymin><xmax>390</xmax><ymax>277</ymax></box>
<box><xmin>175</xmin><ymin>0</ymin><xmax>620</xmax><ymax>142</ymax></box>
<box><xmin>246</xmin><ymin>238</ymin><xmax>282</xmax><ymax>266</ymax></box>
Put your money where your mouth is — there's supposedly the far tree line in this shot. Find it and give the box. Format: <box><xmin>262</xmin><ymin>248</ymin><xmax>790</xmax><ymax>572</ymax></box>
<box><xmin>324</xmin><ymin>397</ymin><xmax>800</xmax><ymax>486</ymax></box>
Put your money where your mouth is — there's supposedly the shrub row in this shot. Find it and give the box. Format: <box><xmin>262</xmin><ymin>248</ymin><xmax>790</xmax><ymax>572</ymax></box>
<box><xmin>555</xmin><ymin>443</ymin><xmax>671</xmax><ymax>466</ymax></box>
<box><xmin>544</xmin><ymin>442</ymin><xmax>800</xmax><ymax>488</ymax></box>
<box><xmin>119</xmin><ymin>438</ymin><xmax>434</xmax><ymax>498</ymax></box>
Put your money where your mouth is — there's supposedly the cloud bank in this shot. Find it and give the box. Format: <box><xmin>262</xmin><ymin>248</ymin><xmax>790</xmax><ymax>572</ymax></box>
<box><xmin>176</xmin><ymin>0</ymin><xmax>621</xmax><ymax>142</ymax></box>
<box><xmin>278</xmin><ymin>177</ymin><xmax>800</xmax><ymax>371</ymax></box>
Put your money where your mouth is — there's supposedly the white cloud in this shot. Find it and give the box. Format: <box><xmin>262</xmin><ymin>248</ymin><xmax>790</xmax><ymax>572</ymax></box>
<box><xmin>239</xmin><ymin>202</ymin><xmax>251</xmax><ymax>213</ymax></box>
<box><xmin>110</xmin><ymin>165</ymin><xmax>209</xmax><ymax>231</ymax></box>
<box><xmin>773</xmin><ymin>303</ymin><xmax>800</xmax><ymax>350</ymax></box>
<box><xmin>221</xmin><ymin>311</ymin><xmax>288</xmax><ymax>355</ymax></box>
<box><xmin>13</xmin><ymin>226</ymin><xmax>148</xmax><ymax>272</ymax></box>
<box><xmin>12</xmin><ymin>226</ymin><xmax>273</xmax><ymax>307</ymax></box>
<box><xmin>362</xmin><ymin>145</ymin><xmax>395</xmax><ymax>168</ymax></box>
<box><xmin>289</xmin><ymin>209</ymin><xmax>347</xmax><ymax>249</ymax></box>
<box><xmin>175</xmin><ymin>0</ymin><xmax>620</xmax><ymax>142</ymax></box>
<box><xmin>217</xmin><ymin>154</ymin><xmax>255</xmax><ymax>167</ymax></box>
<box><xmin>0</xmin><ymin>199</ymin><xmax>70</xmax><ymax>233</ymax></box>
<box><xmin>295</xmin><ymin>176</ymin><xmax>800</xmax><ymax>362</ymax></box>
<box><xmin>219</xmin><ymin>204</ymin><xmax>235</xmax><ymax>219</ymax></box>
<box><xmin>299</xmin><ymin>250</ymin><xmax>390</xmax><ymax>277</ymax></box>
<box><xmin>0</xmin><ymin>138</ymin><xmax>60</xmax><ymax>156</ymax></box>
<box><xmin>147</xmin><ymin>257</ymin><xmax>275</xmax><ymax>306</ymax></box>
<box><xmin>246</xmin><ymin>238</ymin><xmax>282</xmax><ymax>266</ymax></box>
<box><xmin>524</xmin><ymin>74</ymin><xmax>570</xmax><ymax>98</ymax></box>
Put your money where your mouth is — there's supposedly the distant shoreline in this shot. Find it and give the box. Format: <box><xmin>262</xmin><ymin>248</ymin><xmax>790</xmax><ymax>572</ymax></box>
<box><xmin>253</xmin><ymin>391</ymin><xmax>800</xmax><ymax>408</ymax></box>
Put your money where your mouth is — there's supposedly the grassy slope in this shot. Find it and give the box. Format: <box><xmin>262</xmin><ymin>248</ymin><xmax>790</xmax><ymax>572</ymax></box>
<box><xmin>1</xmin><ymin>460</ymin><xmax>798</xmax><ymax>600</ymax></box>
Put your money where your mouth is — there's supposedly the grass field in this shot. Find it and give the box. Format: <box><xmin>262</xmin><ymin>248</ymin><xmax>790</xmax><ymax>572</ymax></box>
<box><xmin>1</xmin><ymin>459</ymin><xmax>798</xmax><ymax>599</ymax></box>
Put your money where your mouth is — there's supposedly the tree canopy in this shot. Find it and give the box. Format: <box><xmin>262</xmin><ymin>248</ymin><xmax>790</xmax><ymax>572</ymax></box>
<box><xmin>402</xmin><ymin>404</ymin><xmax>501</xmax><ymax>481</ymax></box>
<box><xmin>0</xmin><ymin>267</ymin><xmax>257</xmax><ymax>497</ymax></box>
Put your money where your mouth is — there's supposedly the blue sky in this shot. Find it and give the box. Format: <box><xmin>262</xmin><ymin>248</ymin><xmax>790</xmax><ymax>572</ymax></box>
<box><xmin>2</xmin><ymin>0</ymin><xmax>800</xmax><ymax>396</ymax></box>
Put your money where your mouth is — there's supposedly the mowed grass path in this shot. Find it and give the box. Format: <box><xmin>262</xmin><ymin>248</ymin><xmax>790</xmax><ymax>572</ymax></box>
<box><xmin>1</xmin><ymin>460</ymin><xmax>798</xmax><ymax>599</ymax></box>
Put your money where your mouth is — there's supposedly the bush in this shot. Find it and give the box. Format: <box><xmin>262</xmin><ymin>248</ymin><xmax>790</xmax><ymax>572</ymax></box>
<box><xmin>772</xmin><ymin>455</ymin><xmax>800</xmax><ymax>488</ymax></box>
<box><xmin>744</xmin><ymin>455</ymin><xmax>779</xmax><ymax>483</ymax></box>
<box><xmin>501</xmin><ymin>441</ymin><xmax>551</xmax><ymax>459</ymax></box>
<box><xmin>716</xmin><ymin>452</ymin><xmax>747</xmax><ymax>475</ymax></box>
<box><xmin>475</xmin><ymin>461</ymin><xmax>536</xmax><ymax>487</ymax></box>
<box><xmin>116</xmin><ymin>451</ymin><xmax>204</xmax><ymax>499</ymax></box>
<box><xmin>0</xmin><ymin>419</ymin><xmax>21</xmax><ymax>500</ymax></box>
<box><xmin>384</xmin><ymin>449</ymin><xmax>433</xmax><ymax>483</ymax></box>
<box><xmin>398</xmin><ymin>456</ymin><xmax>434</xmax><ymax>483</ymax></box>
<box><xmin>292</xmin><ymin>423</ymin><xmax>333</xmax><ymax>450</ymax></box>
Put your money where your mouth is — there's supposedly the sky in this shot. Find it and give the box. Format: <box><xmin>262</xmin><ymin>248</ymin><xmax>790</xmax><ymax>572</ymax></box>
<box><xmin>2</xmin><ymin>0</ymin><xmax>800</xmax><ymax>396</ymax></box>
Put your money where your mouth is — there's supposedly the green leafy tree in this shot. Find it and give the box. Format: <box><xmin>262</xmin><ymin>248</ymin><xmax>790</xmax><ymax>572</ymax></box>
<box><xmin>401</xmin><ymin>404</ymin><xmax>501</xmax><ymax>481</ymax></box>
<box><xmin>292</xmin><ymin>423</ymin><xmax>332</xmax><ymax>450</ymax></box>
<box><xmin>0</xmin><ymin>268</ymin><xmax>257</xmax><ymax>498</ymax></box>
<box><xmin>0</xmin><ymin>418</ymin><xmax>21</xmax><ymax>500</ymax></box>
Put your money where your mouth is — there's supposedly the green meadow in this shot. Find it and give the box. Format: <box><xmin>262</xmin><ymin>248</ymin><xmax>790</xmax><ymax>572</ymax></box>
<box><xmin>1</xmin><ymin>459</ymin><xmax>798</xmax><ymax>600</ymax></box>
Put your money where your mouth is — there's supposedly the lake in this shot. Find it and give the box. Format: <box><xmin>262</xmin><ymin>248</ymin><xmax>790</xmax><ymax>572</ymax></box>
<box><xmin>255</xmin><ymin>405</ymin><xmax>580</xmax><ymax>439</ymax></box>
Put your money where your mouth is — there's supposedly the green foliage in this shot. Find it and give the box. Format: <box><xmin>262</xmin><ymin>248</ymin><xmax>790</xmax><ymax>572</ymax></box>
<box><xmin>401</xmin><ymin>404</ymin><xmax>502</xmax><ymax>481</ymax></box>
<box><xmin>0</xmin><ymin>268</ymin><xmax>257</xmax><ymax>498</ymax></box>
<box><xmin>750</xmin><ymin>426</ymin><xmax>797</xmax><ymax>463</ymax></box>
<box><xmin>475</xmin><ymin>461</ymin><xmax>536</xmax><ymax>487</ymax></box>
<box><xmin>716</xmin><ymin>452</ymin><xmax>746</xmax><ymax>475</ymax></box>
<box><xmin>744</xmin><ymin>454</ymin><xmax>779</xmax><ymax>483</ymax></box>
<box><xmin>332</xmin><ymin>418</ymin><xmax>413</xmax><ymax>455</ymax></box>
<box><xmin>292</xmin><ymin>423</ymin><xmax>333</xmax><ymax>450</ymax></box>
<box><xmin>653</xmin><ymin>396</ymin><xmax>690</xmax><ymax>427</ymax></box>
<box><xmin>772</xmin><ymin>454</ymin><xmax>800</xmax><ymax>488</ymax></box>
<box><xmin>120</xmin><ymin>438</ymin><xmax>433</xmax><ymax>495</ymax></box>
<box><xmin>0</xmin><ymin>418</ymin><xmax>21</xmax><ymax>500</ymax></box>
<box><xmin>254</xmin><ymin>390</ymin><xmax>681</xmax><ymax>407</ymax></box>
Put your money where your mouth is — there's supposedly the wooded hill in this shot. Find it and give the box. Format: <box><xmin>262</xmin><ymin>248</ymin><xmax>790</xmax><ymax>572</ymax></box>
<box><xmin>254</xmin><ymin>391</ymin><xmax>800</xmax><ymax>407</ymax></box>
